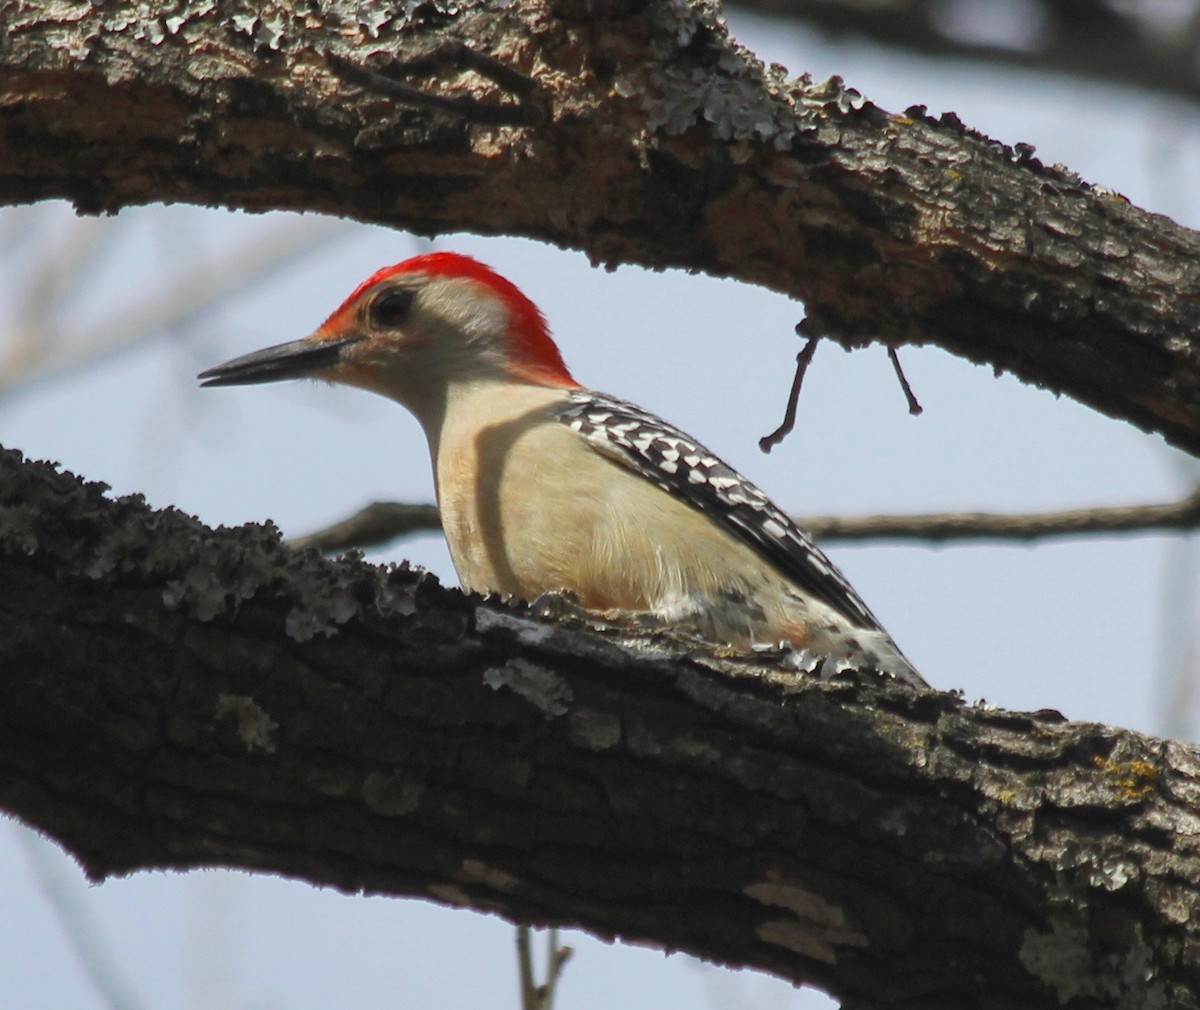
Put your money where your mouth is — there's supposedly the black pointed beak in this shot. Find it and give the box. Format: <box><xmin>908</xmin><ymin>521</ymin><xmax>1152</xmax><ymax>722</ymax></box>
<box><xmin>198</xmin><ymin>335</ymin><xmax>361</xmax><ymax>388</ymax></box>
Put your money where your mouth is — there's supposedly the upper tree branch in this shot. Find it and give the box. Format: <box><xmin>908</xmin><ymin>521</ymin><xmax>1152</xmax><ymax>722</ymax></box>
<box><xmin>2</xmin><ymin>444</ymin><xmax>1200</xmax><ymax>1010</ymax></box>
<box><xmin>1</xmin><ymin>1</ymin><xmax>1199</xmax><ymax>454</ymax></box>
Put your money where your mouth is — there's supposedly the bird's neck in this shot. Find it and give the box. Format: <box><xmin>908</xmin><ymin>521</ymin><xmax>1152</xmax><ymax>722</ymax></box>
<box><xmin>418</xmin><ymin>379</ymin><xmax>569</xmax><ymax>490</ymax></box>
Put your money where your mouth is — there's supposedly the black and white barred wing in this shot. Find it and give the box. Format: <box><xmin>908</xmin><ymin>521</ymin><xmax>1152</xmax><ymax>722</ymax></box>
<box><xmin>555</xmin><ymin>390</ymin><xmax>884</xmax><ymax>631</ymax></box>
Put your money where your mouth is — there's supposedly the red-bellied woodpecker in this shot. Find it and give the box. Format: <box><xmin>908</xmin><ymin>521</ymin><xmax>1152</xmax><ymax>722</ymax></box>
<box><xmin>200</xmin><ymin>253</ymin><xmax>925</xmax><ymax>686</ymax></box>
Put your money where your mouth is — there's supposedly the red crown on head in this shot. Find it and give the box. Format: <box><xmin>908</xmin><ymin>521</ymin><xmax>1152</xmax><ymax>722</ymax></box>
<box><xmin>323</xmin><ymin>252</ymin><xmax>577</xmax><ymax>387</ymax></box>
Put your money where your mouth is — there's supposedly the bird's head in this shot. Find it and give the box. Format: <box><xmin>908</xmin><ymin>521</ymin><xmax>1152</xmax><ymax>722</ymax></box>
<box><xmin>198</xmin><ymin>253</ymin><xmax>578</xmax><ymax>417</ymax></box>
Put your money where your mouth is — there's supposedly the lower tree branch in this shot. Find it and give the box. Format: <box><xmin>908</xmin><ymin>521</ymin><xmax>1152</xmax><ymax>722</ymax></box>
<box><xmin>2</xmin><ymin>445</ymin><xmax>1199</xmax><ymax>1009</ymax></box>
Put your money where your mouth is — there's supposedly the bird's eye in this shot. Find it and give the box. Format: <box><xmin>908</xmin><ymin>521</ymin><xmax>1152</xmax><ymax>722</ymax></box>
<box><xmin>370</xmin><ymin>288</ymin><xmax>414</xmax><ymax>328</ymax></box>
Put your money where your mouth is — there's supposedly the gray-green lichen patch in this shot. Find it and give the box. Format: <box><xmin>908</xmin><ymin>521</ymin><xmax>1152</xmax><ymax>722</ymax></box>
<box><xmin>23</xmin><ymin>0</ymin><xmax>474</xmax><ymax>87</ymax></box>
<box><xmin>158</xmin><ymin>532</ymin><xmax>422</xmax><ymax>641</ymax></box>
<box><xmin>215</xmin><ymin>692</ymin><xmax>279</xmax><ymax>752</ymax></box>
<box><xmin>1020</xmin><ymin>915</ymin><xmax>1168</xmax><ymax>1010</ymax></box>
<box><xmin>623</xmin><ymin>0</ymin><xmax>871</xmax><ymax>149</ymax></box>
<box><xmin>475</xmin><ymin>605</ymin><xmax>557</xmax><ymax>646</ymax></box>
<box><xmin>221</xmin><ymin>0</ymin><xmax>480</xmax><ymax>57</ymax></box>
<box><xmin>568</xmin><ymin>707</ymin><xmax>621</xmax><ymax>750</ymax></box>
<box><xmin>483</xmin><ymin>658</ymin><xmax>572</xmax><ymax>717</ymax></box>
<box><xmin>0</xmin><ymin>447</ymin><xmax>423</xmax><ymax>642</ymax></box>
<box><xmin>0</xmin><ymin>503</ymin><xmax>40</xmax><ymax>555</ymax></box>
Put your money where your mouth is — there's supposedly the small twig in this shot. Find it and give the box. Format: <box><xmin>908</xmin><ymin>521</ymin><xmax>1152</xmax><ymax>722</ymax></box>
<box><xmin>17</xmin><ymin>829</ymin><xmax>148</xmax><ymax>1010</ymax></box>
<box><xmin>290</xmin><ymin>490</ymin><xmax>1200</xmax><ymax>553</ymax></box>
<box><xmin>759</xmin><ymin>333</ymin><xmax>820</xmax><ymax>454</ymax></box>
<box><xmin>801</xmin><ymin>489</ymin><xmax>1200</xmax><ymax>543</ymax></box>
<box><xmin>517</xmin><ymin>925</ymin><xmax>538</xmax><ymax>1010</ymax></box>
<box><xmin>326</xmin><ymin>52</ymin><xmax>543</xmax><ymax>126</ymax></box>
<box><xmin>887</xmin><ymin>345</ymin><xmax>924</xmax><ymax>415</ymax></box>
<box><xmin>388</xmin><ymin>40</ymin><xmax>537</xmax><ymax>97</ymax></box>
<box><xmin>514</xmin><ymin>925</ymin><xmax>572</xmax><ymax>1010</ymax></box>
<box><xmin>1</xmin><ymin>216</ymin><xmax>351</xmax><ymax>399</ymax></box>
<box><xmin>289</xmin><ymin>502</ymin><xmax>441</xmax><ymax>553</ymax></box>
<box><xmin>539</xmin><ymin>928</ymin><xmax>573</xmax><ymax>1010</ymax></box>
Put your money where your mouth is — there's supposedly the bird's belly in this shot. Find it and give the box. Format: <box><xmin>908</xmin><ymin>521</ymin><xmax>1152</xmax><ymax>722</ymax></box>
<box><xmin>434</xmin><ymin>409</ymin><xmax>824</xmax><ymax>652</ymax></box>
<box><xmin>439</xmin><ymin>467</ymin><xmax>796</xmax><ymax>640</ymax></box>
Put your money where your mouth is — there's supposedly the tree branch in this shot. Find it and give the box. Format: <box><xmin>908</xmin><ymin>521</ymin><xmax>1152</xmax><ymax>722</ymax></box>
<box><xmin>804</xmin><ymin>491</ymin><xmax>1200</xmax><ymax>543</ymax></box>
<box><xmin>290</xmin><ymin>503</ymin><xmax>442</xmax><ymax>553</ymax></box>
<box><xmin>289</xmin><ymin>490</ymin><xmax>1200</xmax><ymax>554</ymax></box>
<box><xmin>0</xmin><ymin>216</ymin><xmax>350</xmax><ymax>398</ymax></box>
<box><xmin>2</xmin><ymin>444</ymin><xmax>1199</xmax><ymax>1009</ymax></box>
<box><xmin>2</xmin><ymin>1</ymin><xmax>1200</xmax><ymax>454</ymax></box>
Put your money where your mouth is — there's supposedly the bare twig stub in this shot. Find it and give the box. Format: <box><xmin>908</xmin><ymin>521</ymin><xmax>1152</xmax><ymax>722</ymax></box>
<box><xmin>759</xmin><ymin>334</ymin><xmax>820</xmax><ymax>454</ymax></box>
<box><xmin>888</xmin><ymin>345</ymin><xmax>924</xmax><ymax>416</ymax></box>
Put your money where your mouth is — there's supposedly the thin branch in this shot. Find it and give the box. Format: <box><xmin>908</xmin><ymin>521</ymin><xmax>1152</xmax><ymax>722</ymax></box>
<box><xmin>805</xmin><ymin>491</ymin><xmax>1200</xmax><ymax>543</ymax></box>
<box><xmin>517</xmin><ymin>925</ymin><xmax>539</xmax><ymax>1010</ymax></box>
<box><xmin>3</xmin><ymin>215</ymin><xmax>119</xmax><ymax>380</ymax></box>
<box><xmin>514</xmin><ymin>925</ymin><xmax>572</xmax><ymax>1010</ymax></box>
<box><xmin>289</xmin><ymin>503</ymin><xmax>442</xmax><ymax>553</ymax></box>
<box><xmin>326</xmin><ymin>52</ymin><xmax>544</xmax><ymax>126</ymax></box>
<box><xmin>290</xmin><ymin>490</ymin><xmax>1200</xmax><ymax>554</ymax></box>
<box><xmin>540</xmin><ymin>929</ymin><xmax>572</xmax><ymax>1010</ymax></box>
<box><xmin>887</xmin><ymin>345</ymin><xmax>923</xmax><ymax>416</ymax></box>
<box><xmin>15</xmin><ymin>828</ymin><xmax>148</xmax><ymax>1010</ymax></box>
<box><xmin>758</xmin><ymin>334</ymin><xmax>819</xmax><ymax>454</ymax></box>
<box><xmin>0</xmin><ymin>216</ymin><xmax>351</xmax><ymax>399</ymax></box>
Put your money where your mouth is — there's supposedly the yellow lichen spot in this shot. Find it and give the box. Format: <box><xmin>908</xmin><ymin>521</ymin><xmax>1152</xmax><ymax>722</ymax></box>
<box><xmin>947</xmin><ymin>167</ymin><xmax>964</xmax><ymax>181</ymax></box>
<box><xmin>1092</xmin><ymin>754</ymin><xmax>1158</xmax><ymax>799</ymax></box>
<box><xmin>996</xmin><ymin>789</ymin><xmax>1016</xmax><ymax>804</ymax></box>
<box><xmin>893</xmin><ymin>114</ymin><xmax>915</xmax><ymax>126</ymax></box>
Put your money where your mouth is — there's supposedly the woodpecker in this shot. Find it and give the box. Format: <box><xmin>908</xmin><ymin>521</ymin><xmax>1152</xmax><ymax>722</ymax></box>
<box><xmin>199</xmin><ymin>253</ymin><xmax>925</xmax><ymax>686</ymax></box>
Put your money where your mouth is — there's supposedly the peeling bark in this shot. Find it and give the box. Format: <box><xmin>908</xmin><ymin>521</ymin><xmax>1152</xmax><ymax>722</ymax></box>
<box><xmin>1</xmin><ymin>0</ymin><xmax>1199</xmax><ymax>454</ymax></box>
<box><xmin>3</xmin><ymin>445</ymin><xmax>1200</xmax><ymax>1010</ymax></box>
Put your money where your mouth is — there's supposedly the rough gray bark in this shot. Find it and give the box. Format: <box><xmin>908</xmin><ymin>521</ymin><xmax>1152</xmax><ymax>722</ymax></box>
<box><xmin>3</xmin><ymin>445</ymin><xmax>1200</xmax><ymax>1010</ymax></box>
<box><xmin>2</xmin><ymin>0</ymin><xmax>1200</xmax><ymax>455</ymax></box>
